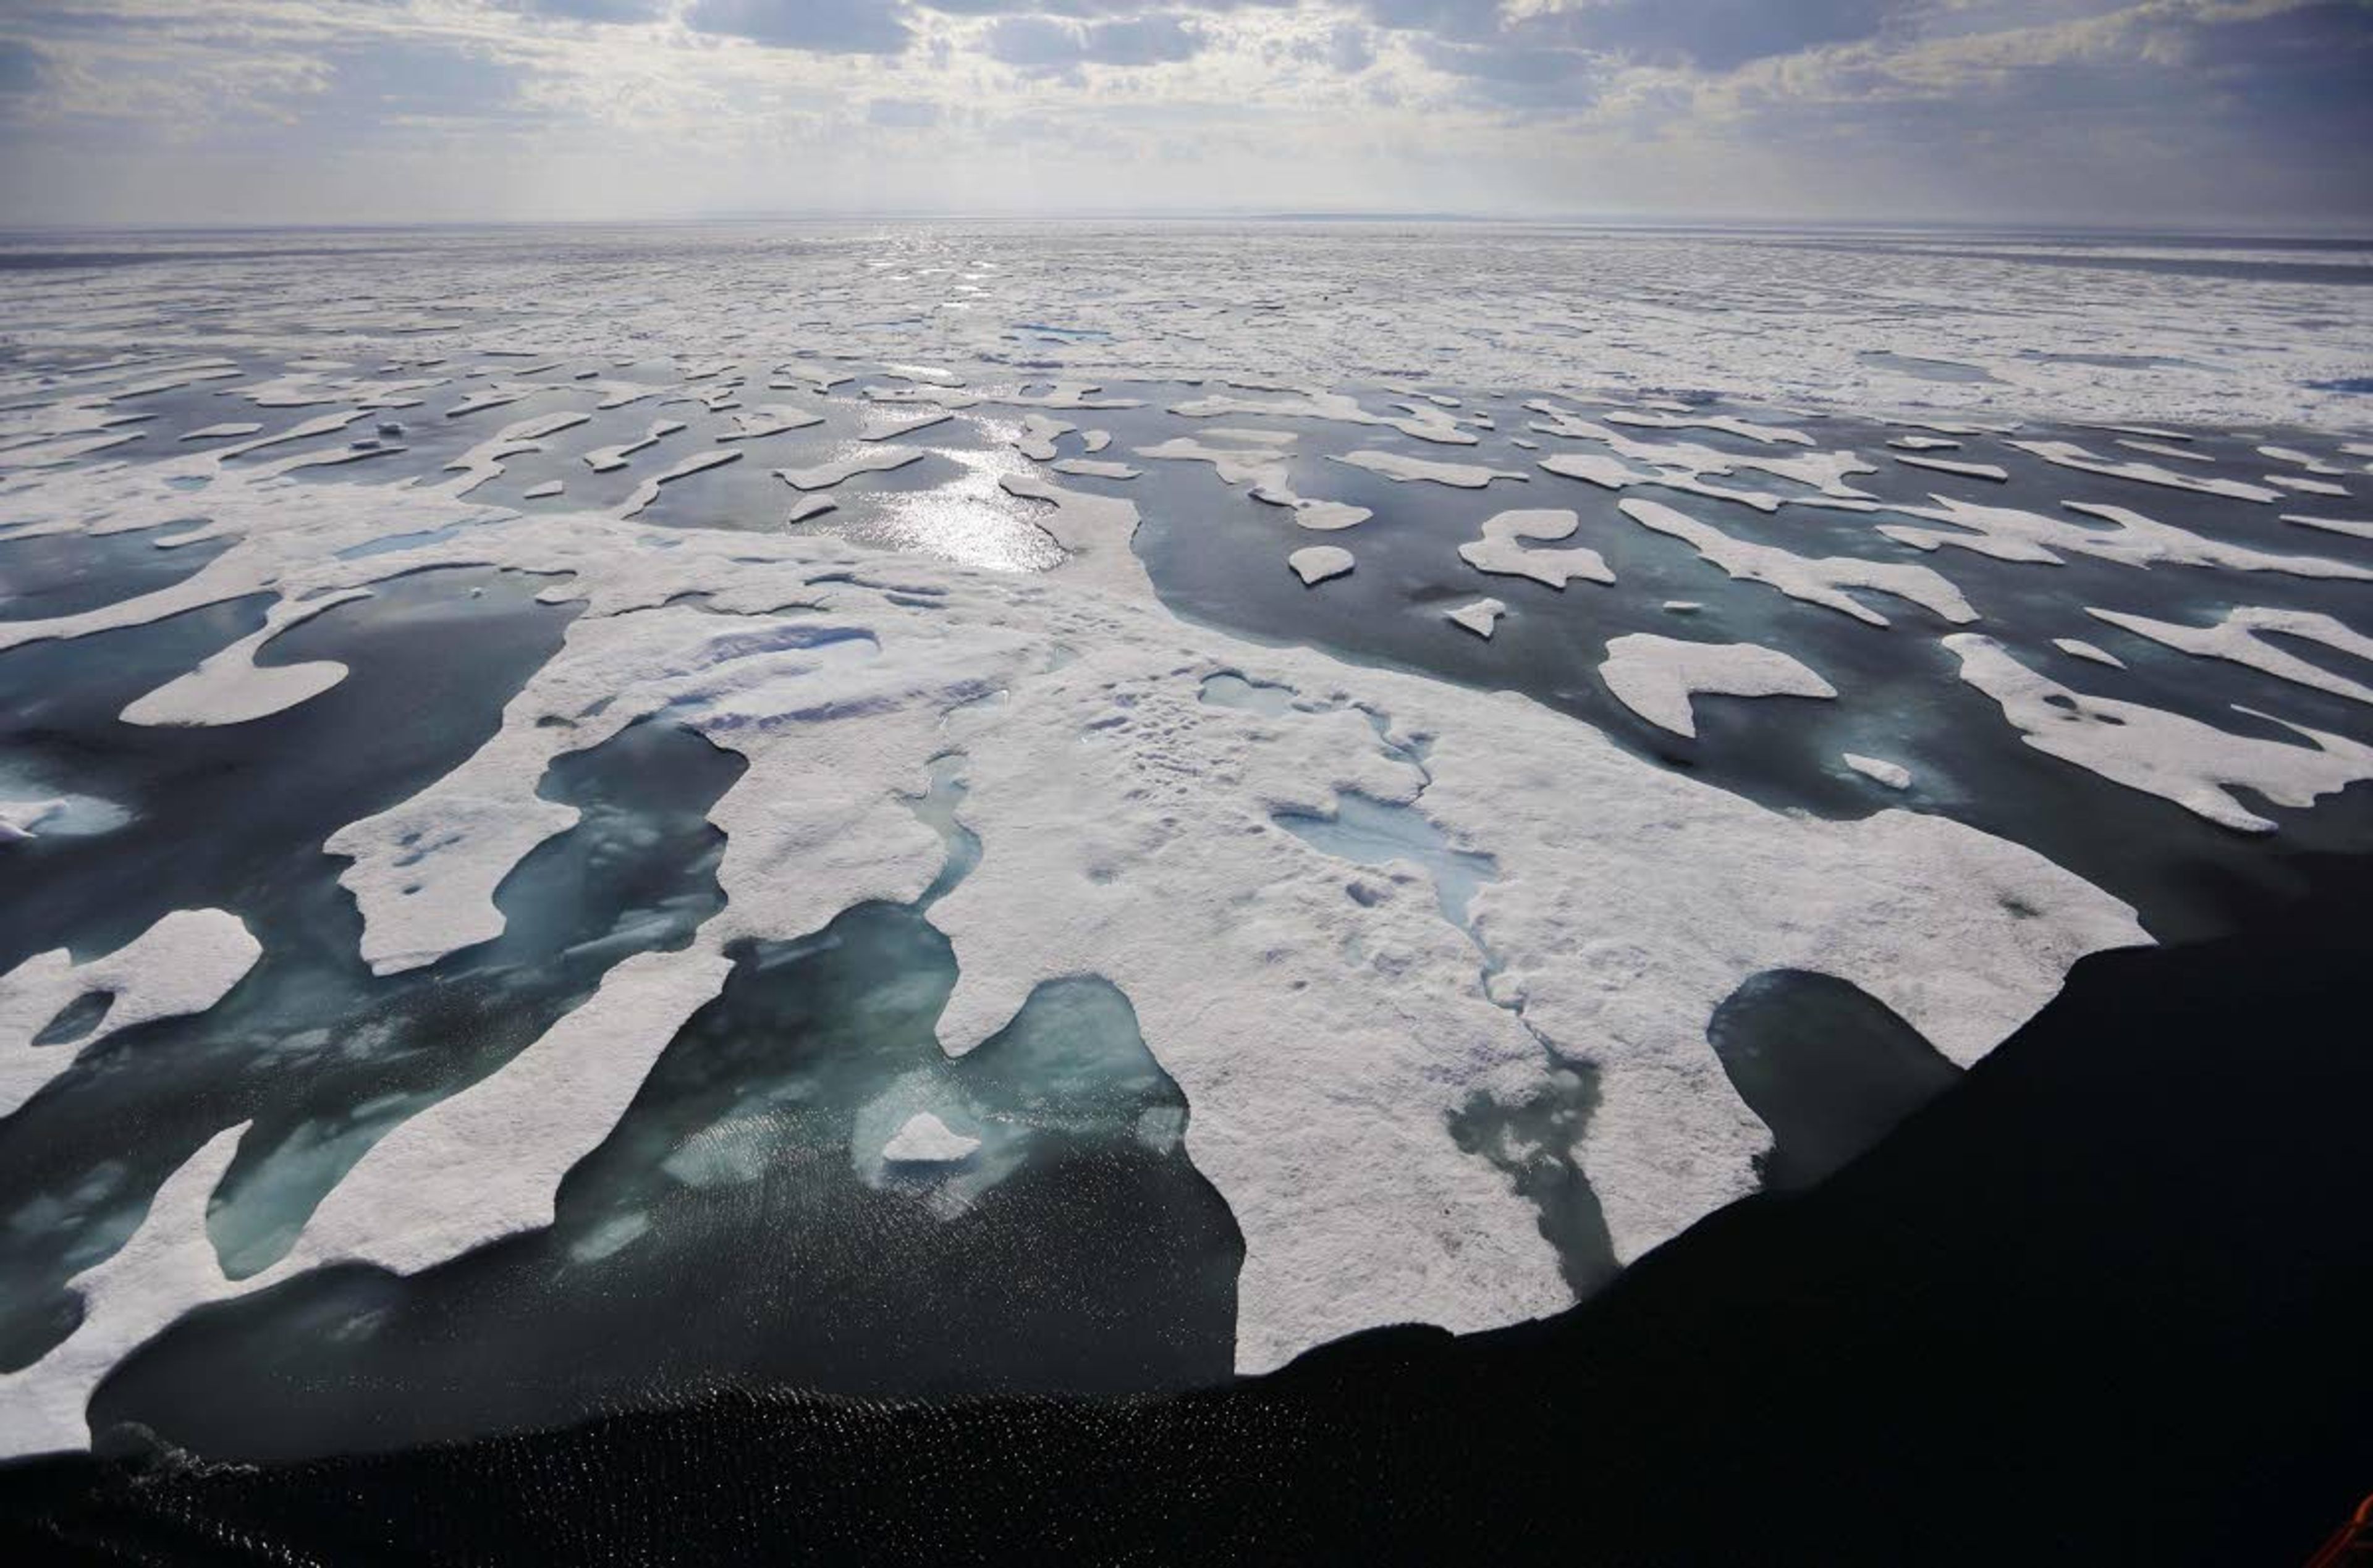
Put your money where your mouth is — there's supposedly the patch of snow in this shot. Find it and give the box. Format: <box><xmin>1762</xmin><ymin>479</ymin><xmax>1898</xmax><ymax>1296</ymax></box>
<box><xmin>1456</xmin><ymin>508</ymin><xmax>1614</xmax><ymax>589</ymax></box>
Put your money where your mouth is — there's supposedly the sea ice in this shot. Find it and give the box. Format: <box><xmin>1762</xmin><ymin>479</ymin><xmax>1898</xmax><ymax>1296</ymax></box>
<box><xmin>1447</xmin><ymin>598</ymin><xmax>1507</xmax><ymax>638</ymax></box>
<box><xmin>1456</xmin><ymin>509</ymin><xmax>1614</xmax><ymax>589</ymax></box>
<box><xmin>1945</xmin><ymin>634</ymin><xmax>2373</xmax><ymax>833</ymax></box>
<box><xmin>1843</xmin><ymin>754</ymin><xmax>1913</xmax><ymax>790</ymax></box>
<box><xmin>1598</xmin><ymin>634</ymin><xmax>1837</xmax><ymax>739</ymax></box>
<box><xmin>2</xmin><ymin>910</ymin><xmax>261</xmax><ymax>1120</ymax></box>
<box><xmin>2085</xmin><ymin>605</ymin><xmax>2373</xmax><ymax>706</ymax></box>
<box><xmin>2007</xmin><ymin>440</ymin><xmax>2282</xmax><ymax>503</ymax></box>
<box><xmin>1288</xmin><ymin>546</ymin><xmax>1355</xmax><ymax>586</ymax></box>
<box><xmin>1334</xmin><ymin>450</ymin><xmax>1526</xmax><ymax>489</ymax></box>
<box><xmin>772</xmin><ymin>447</ymin><xmax>924</xmax><ymax>492</ymax></box>
<box><xmin>882</xmin><ymin>1112</ymin><xmax>981</xmax><ymax>1164</ymax></box>
<box><xmin>1619</xmin><ymin>499</ymin><xmax>1976</xmax><ymax>628</ymax></box>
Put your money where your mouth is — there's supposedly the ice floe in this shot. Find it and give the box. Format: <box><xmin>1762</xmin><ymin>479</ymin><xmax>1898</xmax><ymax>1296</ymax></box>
<box><xmin>1945</xmin><ymin>634</ymin><xmax>2373</xmax><ymax>833</ymax></box>
<box><xmin>2</xmin><ymin>910</ymin><xmax>261</xmax><ymax>1120</ymax></box>
<box><xmin>773</xmin><ymin>447</ymin><xmax>924</xmax><ymax>492</ymax></box>
<box><xmin>1447</xmin><ymin>598</ymin><xmax>1507</xmax><ymax>637</ymax></box>
<box><xmin>119</xmin><ymin>589</ymin><xmax>371</xmax><ymax>727</ymax></box>
<box><xmin>1876</xmin><ymin>495</ymin><xmax>2371</xmax><ymax>579</ymax></box>
<box><xmin>882</xmin><ymin>1112</ymin><xmax>981</xmax><ymax>1165</ymax></box>
<box><xmin>2085</xmin><ymin>605</ymin><xmax>2373</xmax><ymax>706</ymax></box>
<box><xmin>2054</xmin><ymin>638</ymin><xmax>2126</xmax><ymax>669</ymax></box>
<box><xmin>1894</xmin><ymin>454</ymin><xmax>2008</xmax><ymax>483</ymax></box>
<box><xmin>1288</xmin><ymin>546</ymin><xmax>1355</xmax><ymax>586</ymax></box>
<box><xmin>1843</xmin><ymin>754</ymin><xmax>1913</xmax><ymax>790</ymax></box>
<box><xmin>1457</xmin><ymin>509</ymin><xmax>1614</xmax><ymax>589</ymax></box>
<box><xmin>1619</xmin><ymin>499</ymin><xmax>1976</xmax><ymax>628</ymax></box>
<box><xmin>583</xmin><ymin>418</ymin><xmax>685</xmax><ymax>473</ymax></box>
<box><xmin>1334</xmin><ymin>450</ymin><xmax>1526</xmax><ymax>489</ymax></box>
<box><xmin>1599</xmin><ymin>634</ymin><xmax>1837</xmax><ymax>738</ymax></box>
<box><xmin>2007</xmin><ymin>440</ymin><xmax>2282</xmax><ymax>503</ymax></box>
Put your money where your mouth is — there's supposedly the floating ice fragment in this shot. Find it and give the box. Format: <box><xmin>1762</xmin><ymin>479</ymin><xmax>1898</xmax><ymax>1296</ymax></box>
<box><xmin>2282</xmin><ymin>513</ymin><xmax>2373</xmax><ymax>541</ymax></box>
<box><xmin>1288</xmin><ymin>546</ymin><xmax>1354</xmax><ymax>586</ymax></box>
<box><xmin>1620</xmin><ymin>499</ymin><xmax>1975</xmax><ymax>628</ymax></box>
<box><xmin>773</xmin><ymin>446</ymin><xmax>924</xmax><ymax>492</ymax></box>
<box><xmin>1447</xmin><ymin>598</ymin><xmax>1506</xmax><ymax>638</ymax></box>
<box><xmin>523</xmin><ymin>481</ymin><xmax>564</xmax><ymax>499</ymax></box>
<box><xmin>177</xmin><ymin>422</ymin><xmax>263</xmax><ymax>442</ymax></box>
<box><xmin>717</xmin><ymin>405</ymin><xmax>824</xmax><ymax>442</ymax></box>
<box><xmin>2085</xmin><ymin>605</ymin><xmax>2373</xmax><ymax>706</ymax></box>
<box><xmin>1454</xmin><ymin>509</ymin><xmax>1611</xmax><ymax>589</ymax></box>
<box><xmin>617</xmin><ymin>447</ymin><xmax>742</xmax><ymax>518</ymax></box>
<box><xmin>1945</xmin><ymin>634</ymin><xmax>2373</xmax><ymax>833</ymax></box>
<box><xmin>2</xmin><ymin>910</ymin><xmax>261</xmax><ymax>1119</ymax></box>
<box><xmin>120</xmin><ymin>589</ymin><xmax>370</xmax><ymax>727</ymax></box>
<box><xmin>2054</xmin><ymin>638</ymin><xmax>2125</xmax><ymax>669</ymax></box>
<box><xmin>2007</xmin><ymin>440</ymin><xmax>2281</xmax><ymax>503</ymax></box>
<box><xmin>584</xmin><ymin>419</ymin><xmax>686</xmax><ymax>473</ymax></box>
<box><xmin>1894</xmin><ymin>454</ymin><xmax>2008</xmax><ymax>482</ymax></box>
<box><xmin>882</xmin><ymin>1112</ymin><xmax>981</xmax><ymax>1165</ymax></box>
<box><xmin>1599</xmin><ymin>634</ymin><xmax>1837</xmax><ymax>738</ymax></box>
<box><xmin>1843</xmin><ymin>754</ymin><xmax>1912</xmax><ymax>790</ymax></box>
<box><xmin>1335</xmin><ymin>450</ymin><xmax>1526</xmax><ymax>489</ymax></box>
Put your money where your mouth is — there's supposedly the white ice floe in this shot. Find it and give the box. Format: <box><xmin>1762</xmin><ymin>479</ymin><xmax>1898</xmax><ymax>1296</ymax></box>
<box><xmin>772</xmin><ymin>446</ymin><xmax>924</xmax><ymax>492</ymax></box>
<box><xmin>2266</xmin><ymin>474</ymin><xmax>2351</xmax><ymax>497</ymax></box>
<box><xmin>1945</xmin><ymin>634</ymin><xmax>2373</xmax><ymax>833</ymax></box>
<box><xmin>2085</xmin><ymin>605</ymin><xmax>2373</xmax><ymax>706</ymax></box>
<box><xmin>178</xmin><ymin>422</ymin><xmax>263</xmax><ymax>442</ymax></box>
<box><xmin>1893</xmin><ymin>454</ymin><xmax>2008</xmax><ymax>482</ymax></box>
<box><xmin>1</xmin><ymin>910</ymin><xmax>261</xmax><ymax>1120</ymax></box>
<box><xmin>1288</xmin><ymin>546</ymin><xmax>1355</xmax><ymax>586</ymax></box>
<box><xmin>882</xmin><ymin>1112</ymin><xmax>982</xmax><ymax>1164</ymax></box>
<box><xmin>787</xmin><ymin>495</ymin><xmax>837</xmax><ymax>524</ymax></box>
<box><xmin>119</xmin><ymin>589</ymin><xmax>370</xmax><ymax>728</ymax></box>
<box><xmin>1447</xmin><ymin>598</ymin><xmax>1506</xmax><ymax>637</ymax></box>
<box><xmin>583</xmin><ymin>418</ymin><xmax>685</xmax><ymax>473</ymax></box>
<box><xmin>1888</xmin><ymin>436</ymin><xmax>1960</xmax><ymax>452</ymax></box>
<box><xmin>1457</xmin><ymin>509</ymin><xmax>1614</xmax><ymax>589</ymax></box>
<box><xmin>861</xmin><ymin>408</ymin><xmax>953</xmax><ymax>441</ymax></box>
<box><xmin>2054</xmin><ymin>638</ymin><xmax>2126</xmax><ymax>669</ymax></box>
<box><xmin>2006</xmin><ymin>440</ymin><xmax>2282</xmax><ymax>503</ymax></box>
<box><xmin>1334</xmin><ymin>450</ymin><xmax>1526</xmax><ymax>489</ymax></box>
<box><xmin>523</xmin><ymin>481</ymin><xmax>564</xmax><ymax>499</ymax></box>
<box><xmin>1876</xmin><ymin>494</ymin><xmax>2371</xmax><ymax>579</ymax></box>
<box><xmin>717</xmin><ymin>405</ymin><xmax>824</xmax><ymax>442</ymax></box>
<box><xmin>1051</xmin><ymin>458</ymin><xmax>1140</xmax><ymax>480</ymax></box>
<box><xmin>1135</xmin><ymin>431</ymin><xmax>1371</xmax><ymax>529</ymax></box>
<box><xmin>1843</xmin><ymin>753</ymin><xmax>1913</xmax><ymax>790</ymax></box>
<box><xmin>2283</xmin><ymin>513</ymin><xmax>2373</xmax><ymax>542</ymax></box>
<box><xmin>1598</xmin><ymin>634</ymin><xmax>1837</xmax><ymax>738</ymax></box>
<box><xmin>2258</xmin><ymin>445</ymin><xmax>2346</xmax><ymax>476</ymax></box>
<box><xmin>1602</xmin><ymin>409</ymin><xmax>1814</xmax><ymax>447</ymax></box>
<box><xmin>2115</xmin><ymin>438</ymin><xmax>2214</xmax><ymax>465</ymax></box>
<box><xmin>1619</xmin><ymin>499</ymin><xmax>1976</xmax><ymax>628</ymax></box>
<box><xmin>619</xmin><ymin>447</ymin><xmax>741</xmax><ymax>518</ymax></box>
<box><xmin>1172</xmin><ymin>388</ymin><xmax>1476</xmax><ymax>445</ymax></box>
<box><xmin>0</xmin><ymin>947</ymin><xmax>730</xmax><ymax>1458</ymax></box>
<box><xmin>1016</xmin><ymin>414</ymin><xmax>1073</xmax><ymax>461</ymax></box>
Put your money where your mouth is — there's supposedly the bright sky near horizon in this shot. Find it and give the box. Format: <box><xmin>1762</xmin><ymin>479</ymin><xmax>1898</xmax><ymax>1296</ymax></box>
<box><xmin>0</xmin><ymin>1</ymin><xmax>2366</xmax><ymax>229</ymax></box>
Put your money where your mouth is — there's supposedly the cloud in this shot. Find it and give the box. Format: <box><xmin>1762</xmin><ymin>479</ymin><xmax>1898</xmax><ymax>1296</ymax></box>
<box><xmin>0</xmin><ymin>40</ymin><xmax>48</xmax><ymax>96</ymax></box>
<box><xmin>683</xmin><ymin>0</ymin><xmax>916</xmax><ymax>54</ymax></box>
<box><xmin>1557</xmin><ymin>0</ymin><xmax>1907</xmax><ymax>72</ymax></box>
<box><xmin>869</xmin><ymin>95</ymin><xmax>941</xmax><ymax>127</ymax></box>
<box><xmin>503</xmin><ymin>0</ymin><xmax>672</xmax><ymax>22</ymax></box>
<box><xmin>984</xmin><ymin>12</ymin><xmax>1209</xmax><ymax>69</ymax></box>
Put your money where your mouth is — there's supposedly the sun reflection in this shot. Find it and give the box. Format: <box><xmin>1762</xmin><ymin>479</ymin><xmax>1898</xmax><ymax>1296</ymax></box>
<box><xmin>859</xmin><ymin>424</ymin><xmax>1067</xmax><ymax>574</ymax></box>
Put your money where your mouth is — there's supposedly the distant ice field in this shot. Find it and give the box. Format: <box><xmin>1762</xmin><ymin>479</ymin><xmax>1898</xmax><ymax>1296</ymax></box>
<box><xmin>0</xmin><ymin>221</ymin><xmax>2369</xmax><ymax>1464</ymax></box>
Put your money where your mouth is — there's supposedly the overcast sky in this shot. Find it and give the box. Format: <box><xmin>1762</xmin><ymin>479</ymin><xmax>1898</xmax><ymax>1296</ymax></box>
<box><xmin>0</xmin><ymin>1</ymin><xmax>2366</xmax><ymax>229</ymax></box>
